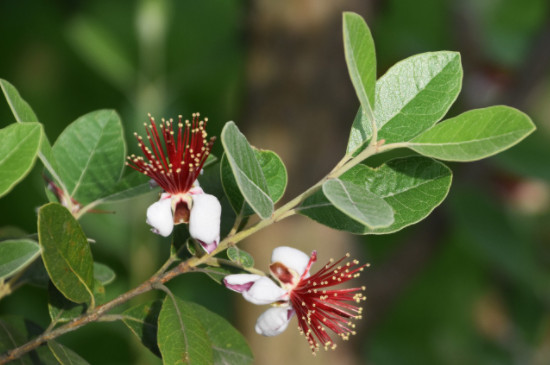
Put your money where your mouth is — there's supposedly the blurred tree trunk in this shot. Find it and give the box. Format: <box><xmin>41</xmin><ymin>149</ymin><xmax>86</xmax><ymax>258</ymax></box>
<box><xmin>238</xmin><ymin>1</ymin><xmax>371</xmax><ymax>364</ymax></box>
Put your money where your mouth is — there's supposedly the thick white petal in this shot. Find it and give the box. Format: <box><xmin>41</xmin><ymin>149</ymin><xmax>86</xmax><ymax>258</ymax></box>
<box><xmin>255</xmin><ymin>306</ymin><xmax>294</xmax><ymax>337</ymax></box>
<box><xmin>271</xmin><ymin>246</ymin><xmax>311</xmax><ymax>277</ymax></box>
<box><xmin>242</xmin><ymin>277</ymin><xmax>287</xmax><ymax>305</ymax></box>
<box><xmin>189</xmin><ymin>193</ymin><xmax>221</xmax><ymax>249</ymax></box>
<box><xmin>146</xmin><ymin>198</ymin><xmax>174</xmax><ymax>237</ymax></box>
<box><xmin>223</xmin><ymin>274</ymin><xmax>262</xmax><ymax>293</ymax></box>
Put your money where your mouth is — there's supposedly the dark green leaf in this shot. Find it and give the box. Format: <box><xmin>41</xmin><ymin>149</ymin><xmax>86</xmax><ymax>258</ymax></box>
<box><xmin>409</xmin><ymin>106</ymin><xmax>536</xmax><ymax>161</ymax></box>
<box><xmin>52</xmin><ymin>110</ymin><xmax>126</xmax><ymax>204</ymax></box>
<box><xmin>157</xmin><ymin>296</ymin><xmax>213</xmax><ymax>365</ymax></box>
<box><xmin>38</xmin><ymin>203</ymin><xmax>94</xmax><ymax>303</ymax></box>
<box><xmin>0</xmin><ymin>316</ymin><xmax>43</xmax><ymax>364</ymax></box>
<box><xmin>221</xmin><ymin>149</ymin><xmax>287</xmax><ymax>216</ymax></box>
<box><xmin>300</xmin><ymin>157</ymin><xmax>452</xmax><ymax>234</ymax></box>
<box><xmin>0</xmin><ymin>123</ymin><xmax>42</xmax><ymax>198</ymax></box>
<box><xmin>48</xmin><ymin>340</ymin><xmax>90</xmax><ymax>364</ymax></box>
<box><xmin>157</xmin><ymin>296</ymin><xmax>253</xmax><ymax>365</ymax></box>
<box><xmin>0</xmin><ymin>239</ymin><xmax>40</xmax><ymax>280</ymax></box>
<box><xmin>220</xmin><ymin>122</ymin><xmax>273</xmax><ymax>219</ymax></box>
<box><xmin>226</xmin><ymin>247</ymin><xmax>254</xmax><ymax>268</ymax></box>
<box><xmin>322</xmin><ymin>179</ymin><xmax>394</xmax><ymax>228</ymax></box>
<box><xmin>122</xmin><ymin>300</ymin><xmax>162</xmax><ymax>357</ymax></box>
<box><xmin>48</xmin><ymin>281</ymin><xmax>85</xmax><ymax>324</ymax></box>
<box><xmin>343</xmin><ymin>12</ymin><xmax>376</xmax><ymax>127</ymax></box>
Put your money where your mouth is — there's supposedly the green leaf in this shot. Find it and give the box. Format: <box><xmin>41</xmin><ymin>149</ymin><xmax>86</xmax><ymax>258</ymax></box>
<box><xmin>99</xmin><ymin>171</ymin><xmax>153</xmax><ymax>203</ymax></box>
<box><xmin>347</xmin><ymin>52</ymin><xmax>462</xmax><ymax>155</ymax></box>
<box><xmin>48</xmin><ymin>341</ymin><xmax>90</xmax><ymax>365</ymax></box>
<box><xmin>0</xmin><ymin>123</ymin><xmax>42</xmax><ymax>198</ymax></box>
<box><xmin>52</xmin><ymin>109</ymin><xmax>126</xmax><ymax>204</ymax></box>
<box><xmin>187</xmin><ymin>301</ymin><xmax>253</xmax><ymax>365</ymax></box>
<box><xmin>123</xmin><ymin>300</ymin><xmax>162</xmax><ymax>357</ymax></box>
<box><xmin>93</xmin><ymin>262</ymin><xmax>115</xmax><ymax>285</ymax></box>
<box><xmin>200</xmin><ymin>265</ymin><xmax>249</xmax><ymax>285</ymax></box>
<box><xmin>409</xmin><ymin>106</ymin><xmax>536</xmax><ymax>161</ymax></box>
<box><xmin>0</xmin><ymin>239</ymin><xmax>40</xmax><ymax>280</ymax></box>
<box><xmin>322</xmin><ymin>179</ymin><xmax>394</xmax><ymax>228</ymax></box>
<box><xmin>48</xmin><ymin>282</ymin><xmax>85</xmax><ymax>324</ymax></box>
<box><xmin>0</xmin><ymin>79</ymin><xmax>39</xmax><ymax>124</ymax></box>
<box><xmin>157</xmin><ymin>296</ymin><xmax>253</xmax><ymax>365</ymax></box>
<box><xmin>221</xmin><ymin>149</ymin><xmax>287</xmax><ymax>216</ymax></box>
<box><xmin>157</xmin><ymin>296</ymin><xmax>213</xmax><ymax>365</ymax></box>
<box><xmin>38</xmin><ymin>203</ymin><xmax>94</xmax><ymax>303</ymax></box>
<box><xmin>0</xmin><ymin>79</ymin><xmax>56</xmax><ymax>175</ymax></box>
<box><xmin>226</xmin><ymin>247</ymin><xmax>254</xmax><ymax>268</ymax></box>
<box><xmin>0</xmin><ymin>316</ymin><xmax>42</xmax><ymax>364</ymax></box>
<box><xmin>343</xmin><ymin>12</ymin><xmax>376</xmax><ymax>126</ymax></box>
<box><xmin>220</xmin><ymin>122</ymin><xmax>273</xmax><ymax>219</ymax></box>
<box><xmin>300</xmin><ymin>157</ymin><xmax>452</xmax><ymax>234</ymax></box>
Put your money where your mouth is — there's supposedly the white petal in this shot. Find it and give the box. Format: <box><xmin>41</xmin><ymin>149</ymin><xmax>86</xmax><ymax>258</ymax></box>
<box><xmin>189</xmin><ymin>193</ymin><xmax>221</xmax><ymax>249</ymax></box>
<box><xmin>255</xmin><ymin>306</ymin><xmax>294</xmax><ymax>337</ymax></box>
<box><xmin>223</xmin><ymin>274</ymin><xmax>262</xmax><ymax>293</ymax></box>
<box><xmin>242</xmin><ymin>277</ymin><xmax>287</xmax><ymax>305</ymax></box>
<box><xmin>271</xmin><ymin>246</ymin><xmax>311</xmax><ymax>277</ymax></box>
<box><xmin>146</xmin><ymin>198</ymin><xmax>174</xmax><ymax>237</ymax></box>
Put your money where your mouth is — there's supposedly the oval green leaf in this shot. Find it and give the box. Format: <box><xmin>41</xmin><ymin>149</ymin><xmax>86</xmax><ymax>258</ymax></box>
<box><xmin>221</xmin><ymin>148</ymin><xmax>287</xmax><ymax>216</ymax></box>
<box><xmin>343</xmin><ymin>12</ymin><xmax>376</xmax><ymax>126</ymax></box>
<box><xmin>158</xmin><ymin>296</ymin><xmax>214</xmax><ymax>365</ymax></box>
<box><xmin>301</xmin><ymin>156</ymin><xmax>452</xmax><ymax>234</ymax></box>
<box><xmin>322</xmin><ymin>178</ymin><xmax>394</xmax><ymax>228</ymax></box>
<box><xmin>0</xmin><ymin>123</ymin><xmax>42</xmax><ymax>198</ymax></box>
<box><xmin>38</xmin><ymin>203</ymin><xmax>94</xmax><ymax>303</ymax></box>
<box><xmin>52</xmin><ymin>109</ymin><xmax>126</xmax><ymax>204</ymax></box>
<box><xmin>409</xmin><ymin>106</ymin><xmax>536</xmax><ymax>161</ymax></box>
<box><xmin>158</xmin><ymin>296</ymin><xmax>253</xmax><ymax>365</ymax></box>
<box><xmin>347</xmin><ymin>51</ymin><xmax>462</xmax><ymax>155</ymax></box>
<box><xmin>227</xmin><ymin>247</ymin><xmax>254</xmax><ymax>268</ymax></box>
<box><xmin>93</xmin><ymin>262</ymin><xmax>115</xmax><ymax>286</ymax></box>
<box><xmin>0</xmin><ymin>239</ymin><xmax>41</xmax><ymax>280</ymax></box>
<box><xmin>221</xmin><ymin>122</ymin><xmax>273</xmax><ymax>219</ymax></box>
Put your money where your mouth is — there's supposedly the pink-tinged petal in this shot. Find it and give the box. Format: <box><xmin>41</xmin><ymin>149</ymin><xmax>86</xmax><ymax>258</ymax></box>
<box><xmin>242</xmin><ymin>277</ymin><xmax>287</xmax><ymax>305</ymax></box>
<box><xmin>255</xmin><ymin>306</ymin><xmax>294</xmax><ymax>337</ymax></box>
<box><xmin>189</xmin><ymin>193</ymin><xmax>221</xmax><ymax>249</ymax></box>
<box><xmin>271</xmin><ymin>246</ymin><xmax>311</xmax><ymax>277</ymax></box>
<box><xmin>223</xmin><ymin>274</ymin><xmax>262</xmax><ymax>293</ymax></box>
<box><xmin>146</xmin><ymin>198</ymin><xmax>174</xmax><ymax>237</ymax></box>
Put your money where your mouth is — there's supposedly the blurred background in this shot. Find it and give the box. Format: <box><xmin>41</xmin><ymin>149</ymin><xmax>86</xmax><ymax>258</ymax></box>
<box><xmin>0</xmin><ymin>0</ymin><xmax>549</xmax><ymax>364</ymax></box>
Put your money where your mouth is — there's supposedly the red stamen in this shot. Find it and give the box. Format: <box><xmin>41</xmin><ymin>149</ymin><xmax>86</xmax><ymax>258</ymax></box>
<box><xmin>126</xmin><ymin>113</ymin><xmax>216</xmax><ymax>195</ymax></box>
<box><xmin>289</xmin><ymin>254</ymin><xmax>367</xmax><ymax>352</ymax></box>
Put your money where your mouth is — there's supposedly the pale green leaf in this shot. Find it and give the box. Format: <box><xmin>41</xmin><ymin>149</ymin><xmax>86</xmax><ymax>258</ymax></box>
<box><xmin>0</xmin><ymin>239</ymin><xmax>40</xmax><ymax>280</ymax></box>
<box><xmin>0</xmin><ymin>123</ymin><xmax>42</xmax><ymax>198</ymax></box>
<box><xmin>301</xmin><ymin>157</ymin><xmax>452</xmax><ymax>234</ymax></box>
<box><xmin>221</xmin><ymin>122</ymin><xmax>273</xmax><ymax>219</ymax></box>
<box><xmin>38</xmin><ymin>203</ymin><xmax>94</xmax><ymax>303</ymax></box>
<box><xmin>409</xmin><ymin>106</ymin><xmax>536</xmax><ymax>161</ymax></box>
<box><xmin>226</xmin><ymin>247</ymin><xmax>254</xmax><ymax>268</ymax></box>
<box><xmin>343</xmin><ymin>12</ymin><xmax>376</xmax><ymax>126</ymax></box>
<box><xmin>93</xmin><ymin>262</ymin><xmax>115</xmax><ymax>286</ymax></box>
<box><xmin>221</xmin><ymin>149</ymin><xmax>286</xmax><ymax>216</ymax></box>
<box><xmin>322</xmin><ymin>178</ymin><xmax>394</xmax><ymax>228</ymax></box>
<box><xmin>347</xmin><ymin>52</ymin><xmax>462</xmax><ymax>155</ymax></box>
<box><xmin>52</xmin><ymin>109</ymin><xmax>126</xmax><ymax>204</ymax></box>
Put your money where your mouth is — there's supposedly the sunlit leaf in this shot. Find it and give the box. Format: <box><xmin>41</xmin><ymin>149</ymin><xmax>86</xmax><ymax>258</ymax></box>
<box><xmin>0</xmin><ymin>123</ymin><xmax>42</xmax><ymax>198</ymax></box>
